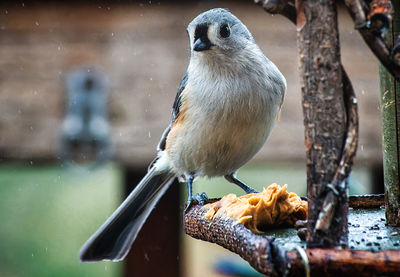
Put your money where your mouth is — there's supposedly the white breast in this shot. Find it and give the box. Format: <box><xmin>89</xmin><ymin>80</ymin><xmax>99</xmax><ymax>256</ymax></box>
<box><xmin>166</xmin><ymin>45</ymin><xmax>286</xmax><ymax>177</ymax></box>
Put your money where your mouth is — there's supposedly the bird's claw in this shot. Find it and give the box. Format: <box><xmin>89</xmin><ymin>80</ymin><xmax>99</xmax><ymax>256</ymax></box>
<box><xmin>184</xmin><ymin>192</ymin><xmax>209</xmax><ymax>213</ymax></box>
<box><xmin>193</xmin><ymin>192</ymin><xmax>209</xmax><ymax>205</ymax></box>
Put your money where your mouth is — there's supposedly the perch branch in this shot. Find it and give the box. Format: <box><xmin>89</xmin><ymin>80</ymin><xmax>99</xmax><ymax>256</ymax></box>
<box><xmin>184</xmin><ymin>203</ymin><xmax>400</xmax><ymax>276</ymax></box>
<box><xmin>184</xmin><ymin>203</ymin><xmax>281</xmax><ymax>276</ymax></box>
<box><xmin>345</xmin><ymin>0</ymin><xmax>400</xmax><ymax>79</ymax></box>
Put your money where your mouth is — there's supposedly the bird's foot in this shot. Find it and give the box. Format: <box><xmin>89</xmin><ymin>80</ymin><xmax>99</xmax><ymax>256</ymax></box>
<box><xmin>184</xmin><ymin>192</ymin><xmax>209</xmax><ymax>213</ymax></box>
<box><xmin>193</xmin><ymin>192</ymin><xmax>209</xmax><ymax>205</ymax></box>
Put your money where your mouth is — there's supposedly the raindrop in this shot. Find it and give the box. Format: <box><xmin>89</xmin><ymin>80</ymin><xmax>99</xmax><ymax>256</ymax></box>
<box><xmin>30</xmin><ymin>160</ymin><xmax>33</xmax><ymax>165</ymax></box>
<box><xmin>360</xmin><ymin>145</ymin><xmax>364</xmax><ymax>151</ymax></box>
<box><xmin>5</xmin><ymin>10</ymin><xmax>8</xmax><ymax>15</ymax></box>
<box><xmin>35</xmin><ymin>21</ymin><xmax>39</xmax><ymax>26</ymax></box>
<box><xmin>111</xmin><ymin>32</ymin><xmax>114</xmax><ymax>37</ymax></box>
<box><xmin>149</xmin><ymin>77</ymin><xmax>153</xmax><ymax>81</ymax></box>
<box><xmin>148</xmin><ymin>131</ymin><xmax>151</xmax><ymax>138</ymax></box>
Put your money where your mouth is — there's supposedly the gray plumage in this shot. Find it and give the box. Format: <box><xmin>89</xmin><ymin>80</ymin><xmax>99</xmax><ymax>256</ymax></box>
<box><xmin>79</xmin><ymin>8</ymin><xmax>286</xmax><ymax>262</ymax></box>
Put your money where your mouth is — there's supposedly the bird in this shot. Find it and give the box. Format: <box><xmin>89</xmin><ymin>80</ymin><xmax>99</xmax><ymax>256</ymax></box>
<box><xmin>79</xmin><ymin>8</ymin><xmax>286</xmax><ymax>262</ymax></box>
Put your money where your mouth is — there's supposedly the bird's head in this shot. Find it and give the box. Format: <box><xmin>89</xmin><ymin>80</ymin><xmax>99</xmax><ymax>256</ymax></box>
<box><xmin>187</xmin><ymin>8</ymin><xmax>255</xmax><ymax>54</ymax></box>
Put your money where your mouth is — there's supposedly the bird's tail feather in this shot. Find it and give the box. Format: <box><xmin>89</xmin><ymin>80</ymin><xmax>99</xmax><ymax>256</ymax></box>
<box><xmin>79</xmin><ymin>167</ymin><xmax>175</xmax><ymax>262</ymax></box>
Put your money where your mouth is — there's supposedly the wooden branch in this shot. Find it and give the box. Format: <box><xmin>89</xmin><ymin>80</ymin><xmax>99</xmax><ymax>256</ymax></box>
<box><xmin>184</xmin><ymin>204</ymin><xmax>280</xmax><ymax>276</ymax></box>
<box><xmin>344</xmin><ymin>0</ymin><xmax>400</xmax><ymax>80</ymax></box>
<box><xmin>286</xmin><ymin>248</ymin><xmax>400</xmax><ymax>277</ymax></box>
<box><xmin>254</xmin><ymin>0</ymin><xmax>297</xmax><ymax>24</ymax></box>
<box><xmin>344</xmin><ymin>0</ymin><xmax>368</xmax><ymax>27</ymax></box>
<box><xmin>296</xmin><ymin>0</ymin><xmax>350</xmax><ymax>248</ymax></box>
<box><xmin>333</xmin><ymin>67</ymin><xmax>359</xmax><ymax>187</ymax></box>
<box><xmin>184</xmin><ymin>203</ymin><xmax>400</xmax><ymax>276</ymax></box>
<box><xmin>314</xmin><ymin>66</ymin><xmax>359</xmax><ymax>235</ymax></box>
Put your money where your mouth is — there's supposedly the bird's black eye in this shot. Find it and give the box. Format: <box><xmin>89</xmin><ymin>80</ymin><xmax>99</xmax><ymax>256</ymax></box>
<box><xmin>219</xmin><ymin>24</ymin><xmax>230</xmax><ymax>38</ymax></box>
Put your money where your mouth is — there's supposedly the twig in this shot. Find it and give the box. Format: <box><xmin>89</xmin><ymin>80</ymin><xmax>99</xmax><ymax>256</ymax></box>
<box><xmin>333</xmin><ymin>67</ymin><xmax>359</xmax><ymax>187</ymax></box>
<box><xmin>345</xmin><ymin>0</ymin><xmax>400</xmax><ymax>79</ymax></box>
<box><xmin>314</xmin><ymin>66</ymin><xmax>359</xmax><ymax>233</ymax></box>
<box><xmin>254</xmin><ymin>0</ymin><xmax>297</xmax><ymax>24</ymax></box>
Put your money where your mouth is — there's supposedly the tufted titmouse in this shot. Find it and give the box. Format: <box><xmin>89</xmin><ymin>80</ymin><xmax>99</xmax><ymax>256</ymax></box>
<box><xmin>79</xmin><ymin>8</ymin><xmax>286</xmax><ymax>262</ymax></box>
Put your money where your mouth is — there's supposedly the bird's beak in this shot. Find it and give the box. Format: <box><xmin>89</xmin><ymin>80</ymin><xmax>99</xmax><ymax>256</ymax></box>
<box><xmin>193</xmin><ymin>38</ymin><xmax>212</xmax><ymax>52</ymax></box>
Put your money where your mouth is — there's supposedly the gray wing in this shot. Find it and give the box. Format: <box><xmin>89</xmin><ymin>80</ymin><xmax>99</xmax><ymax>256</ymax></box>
<box><xmin>157</xmin><ymin>72</ymin><xmax>188</xmax><ymax>151</ymax></box>
<box><xmin>147</xmin><ymin>72</ymin><xmax>188</xmax><ymax>170</ymax></box>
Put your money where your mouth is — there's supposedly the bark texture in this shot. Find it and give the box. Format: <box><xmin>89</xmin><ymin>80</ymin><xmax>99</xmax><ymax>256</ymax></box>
<box><xmin>296</xmin><ymin>0</ymin><xmax>349</xmax><ymax>248</ymax></box>
<box><xmin>184</xmin><ymin>204</ymin><xmax>279</xmax><ymax>276</ymax></box>
<box><xmin>286</xmin><ymin>248</ymin><xmax>400</xmax><ymax>277</ymax></box>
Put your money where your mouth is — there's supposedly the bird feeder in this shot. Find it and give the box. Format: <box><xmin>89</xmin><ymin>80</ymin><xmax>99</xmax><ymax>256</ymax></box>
<box><xmin>183</xmin><ymin>0</ymin><xmax>400</xmax><ymax>275</ymax></box>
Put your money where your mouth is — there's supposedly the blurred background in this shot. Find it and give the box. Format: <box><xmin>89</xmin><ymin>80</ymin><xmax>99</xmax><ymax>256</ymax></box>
<box><xmin>0</xmin><ymin>0</ymin><xmax>383</xmax><ymax>276</ymax></box>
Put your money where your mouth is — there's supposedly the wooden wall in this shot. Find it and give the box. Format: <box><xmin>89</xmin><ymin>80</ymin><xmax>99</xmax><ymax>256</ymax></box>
<box><xmin>0</xmin><ymin>1</ymin><xmax>382</xmax><ymax>168</ymax></box>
